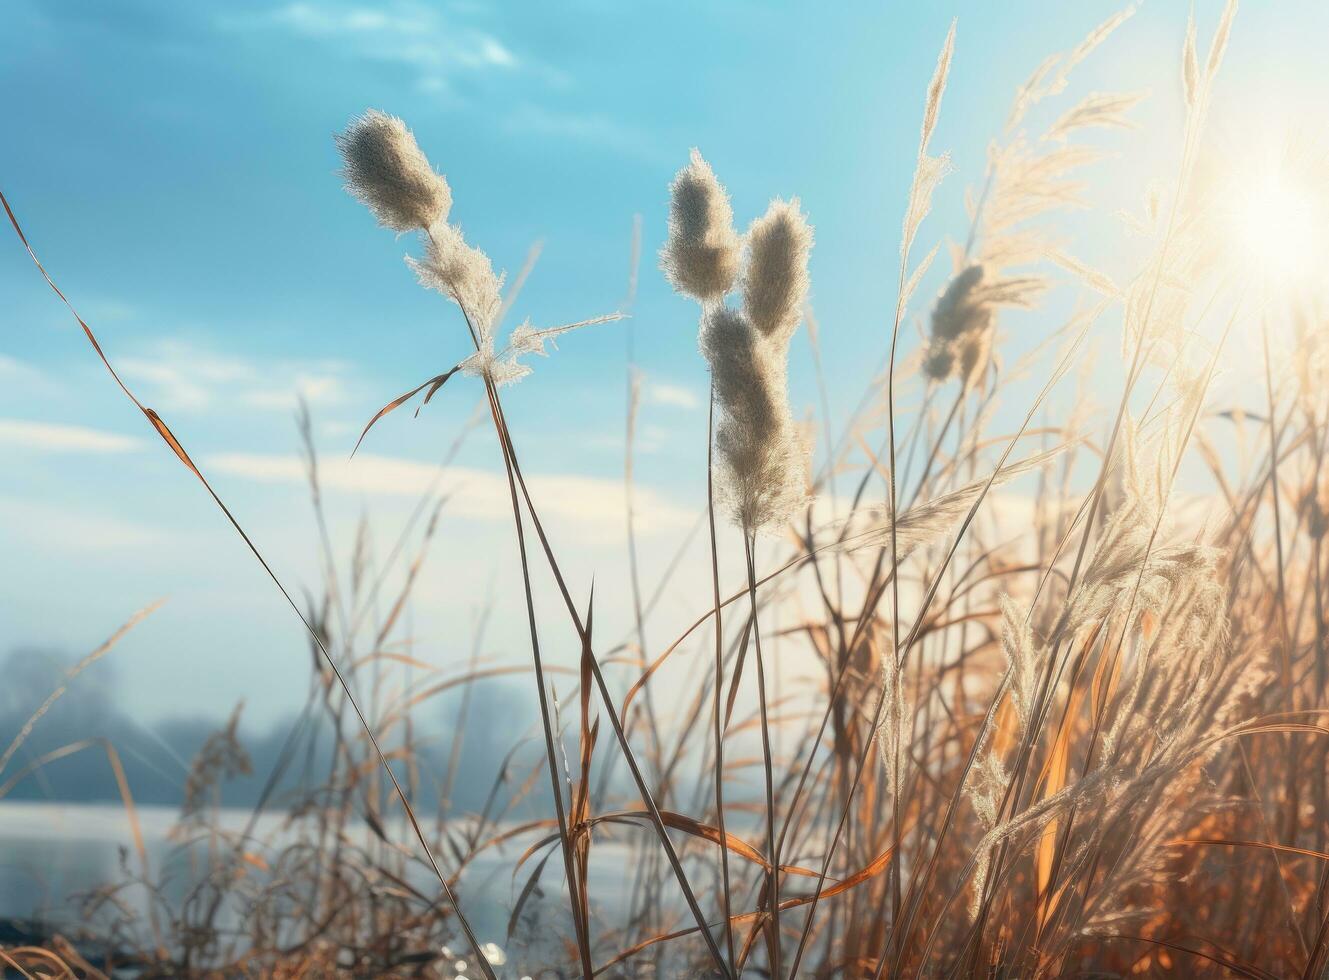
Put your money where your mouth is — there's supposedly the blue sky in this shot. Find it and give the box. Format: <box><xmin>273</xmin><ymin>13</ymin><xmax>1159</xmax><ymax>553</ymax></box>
<box><xmin>2</xmin><ymin>1</ymin><xmax>1324</xmax><ymax>730</ymax></box>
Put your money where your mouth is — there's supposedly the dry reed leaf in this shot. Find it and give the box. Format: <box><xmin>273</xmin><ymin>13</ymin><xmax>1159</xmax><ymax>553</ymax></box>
<box><xmin>902</xmin><ymin>241</ymin><xmax>942</xmax><ymax>315</ymax></box>
<box><xmin>1044</xmin><ymin>248</ymin><xmax>1120</xmax><ymax>296</ymax></box>
<box><xmin>1206</xmin><ymin>0</ymin><xmax>1238</xmax><ymax>79</ymax></box>
<box><xmin>1045</xmin><ymin>91</ymin><xmax>1146</xmax><ymax>142</ymax></box>
<box><xmin>0</xmin><ymin>186</ymin><xmax>498</xmax><ymax>980</ymax></box>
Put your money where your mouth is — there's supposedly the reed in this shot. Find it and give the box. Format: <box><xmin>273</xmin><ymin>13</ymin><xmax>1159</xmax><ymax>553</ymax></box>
<box><xmin>12</xmin><ymin>2</ymin><xmax>1329</xmax><ymax>976</ymax></box>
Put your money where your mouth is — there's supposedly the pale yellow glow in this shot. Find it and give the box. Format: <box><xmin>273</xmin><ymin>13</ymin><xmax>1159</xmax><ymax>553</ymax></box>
<box><xmin>1229</xmin><ymin>173</ymin><xmax>1321</xmax><ymax>287</ymax></box>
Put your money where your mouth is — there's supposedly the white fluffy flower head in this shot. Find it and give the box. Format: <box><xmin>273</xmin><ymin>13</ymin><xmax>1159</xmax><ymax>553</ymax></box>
<box><xmin>336</xmin><ymin>110</ymin><xmax>452</xmax><ymax>232</ymax></box>
<box><xmin>743</xmin><ymin>198</ymin><xmax>813</xmax><ymax>342</ymax></box>
<box><xmin>701</xmin><ymin>308</ymin><xmax>808</xmax><ymax>530</ymax></box>
<box><xmin>661</xmin><ymin>150</ymin><xmax>742</xmax><ymax>303</ymax></box>
<box><xmin>406</xmin><ymin>223</ymin><xmax>505</xmax><ymax>339</ymax></box>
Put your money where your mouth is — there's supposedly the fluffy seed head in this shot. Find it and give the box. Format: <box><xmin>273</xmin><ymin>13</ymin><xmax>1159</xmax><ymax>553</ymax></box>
<box><xmin>743</xmin><ymin>198</ymin><xmax>813</xmax><ymax>342</ymax></box>
<box><xmin>407</xmin><ymin>223</ymin><xmax>504</xmax><ymax>337</ymax></box>
<box><xmin>931</xmin><ymin>263</ymin><xmax>990</xmax><ymax>342</ymax></box>
<box><xmin>924</xmin><ymin>263</ymin><xmax>995</xmax><ymax>385</ymax></box>
<box><xmin>701</xmin><ymin>307</ymin><xmax>807</xmax><ymax>530</ymax></box>
<box><xmin>876</xmin><ymin>664</ymin><xmax>912</xmax><ymax>802</ymax></box>
<box><xmin>702</xmin><ymin>307</ymin><xmax>775</xmax><ymax>423</ymax></box>
<box><xmin>999</xmin><ymin>594</ymin><xmax>1040</xmax><ymax>730</ymax></box>
<box><xmin>1306</xmin><ymin>486</ymin><xmax>1328</xmax><ymax>539</ymax></box>
<box><xmin>662</xmin><ymin>150</ymin><xmax>741</xmax><ymax>303</ymax></box>
<box><xmin>968</xmin><ymin>739</ymin><xmax>1007</xmax><ymax>830</ymax></box>
<box><xmin>923</xmin><ymin>339</ymin><xmax>956</xmax><ymax>381</ymax></box>
<box><xmin>955</xmin><ymin>327</ymin><xmax>994</xmax><ymax>389</ymax></box>
<box><xmin>336</xmin><ymin>110</ymin><xmax>452</xmax><ymax>232</ymax></box>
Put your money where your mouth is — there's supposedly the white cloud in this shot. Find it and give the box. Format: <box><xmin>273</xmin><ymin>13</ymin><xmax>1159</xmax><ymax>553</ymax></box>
<box><xmin>117</xmin><ymin>357</ymin><xmax>216</xmax><ymax>411</ymax></box>
<box><xmin>85</xmin><ymin>299</ymin><xmax>138</xmax><ymax>322</ymax></box>
<box><xmin>0</xmin><ymin>354</ymin><xmax>63</xmax><ymax>399</ymax></box>
<box><xmin>205</xmin><ymin>450</ymin><xmax>695</xmax><ymax>536</ymax></box>
<box><xmin>645</xmin><ymin>381</ymin><xmax>700</xmax><ymax>410</ymax></box>
<box><xmin>241</xmin><ymin>373</ymin><xmax>346</xmax><ymax>411</ymax></box>
<box><xmin>502</xmin><ymin>104</ymin><xmax>648</xmax><ymax>156</ymax></box>
<box><xmin>223</xmin><ymin>1</ymin><xmax>519</xmax><ymax>96</ymax></box>
<box><xmin>0</xmin><ymin>354</ymin><xmax>40</xmax><ymax>379</ymax></box>
<box><xmin>220</xmin><ymin>3</ymin><xmax>646</xmax><ymax>153</ymax></box>
<box><xmin>0</xmin><ymin>419</ymin><xmax>144</xmax><ymax>454</ymax></box>
<box><xmin>118</xmin><ymin>340</ymin><xmax>349</xmax><ymax>414</ymax></box>
<box><xmin>0</xmin><ymin>494</ymin><xmax>162</xmax><ymax>551</ymax></box>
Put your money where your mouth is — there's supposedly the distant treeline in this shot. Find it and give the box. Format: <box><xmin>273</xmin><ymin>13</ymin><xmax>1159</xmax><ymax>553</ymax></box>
<box><xmin>0</xmin><ymin>646</ymin><xmax>549</xmax><ymax>817</ymax></box>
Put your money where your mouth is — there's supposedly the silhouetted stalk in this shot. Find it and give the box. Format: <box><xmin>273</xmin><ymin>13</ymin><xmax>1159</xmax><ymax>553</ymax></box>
<box><xmin>0</xmin><ymin>189</ymin><xmax>497</xmax><ymax>980</ymax></box>
<box><xmin>742</xmin><ymin>530</ymin><xmax>782</xmax><ymax>975</ymax></box>
<box><xmin>707</xmin><ymin>387</ymin><xmax>739</xmax><ymax>974</ymax></box>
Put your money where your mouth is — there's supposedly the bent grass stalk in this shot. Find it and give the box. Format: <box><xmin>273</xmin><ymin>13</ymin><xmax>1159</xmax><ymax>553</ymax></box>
<box><xmin>0</xmin><ymin>189</ymin><xmax>499</xmax><ymax>980</ymax></box>
<box><xmin>14</xmin><ymin>4</ymin><xmax>1329</xmax><ymax>974</ymax></box>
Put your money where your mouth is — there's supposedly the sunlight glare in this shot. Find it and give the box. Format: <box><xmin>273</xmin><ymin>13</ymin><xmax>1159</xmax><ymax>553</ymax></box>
<box><xmin>1230</xmin><ymin>172</ymin><xmax>1321</xmax><ymax>288</ymax></box>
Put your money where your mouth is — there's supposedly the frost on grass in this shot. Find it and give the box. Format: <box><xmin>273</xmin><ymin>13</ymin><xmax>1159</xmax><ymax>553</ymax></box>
<box><xmin>407</xmin><ymin>222</ymin><xmax>505</xmax><ymax>339</ymax></box>
<box><xmin>339</xmin><ymin>108</ymin><xmax>619</xmax><ymax>405</ymax></box>
<box><xmin>458</xmin><ymin>315</ymin><xmax>623</xmax><ymax>388</ymax></box>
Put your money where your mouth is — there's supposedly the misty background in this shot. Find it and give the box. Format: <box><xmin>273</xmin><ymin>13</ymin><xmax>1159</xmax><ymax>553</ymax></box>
<box><xmin>0</xmin><ymin>644</ymin><xmax>541</xmax><ymax>814</ymax></box>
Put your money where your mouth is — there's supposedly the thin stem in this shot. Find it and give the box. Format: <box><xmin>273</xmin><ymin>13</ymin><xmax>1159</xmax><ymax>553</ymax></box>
<box><xmin>483</xmin><ymin>380</ymin><xmax>596</xmax><ymax>978</ymax></box>
<box><xmin>486</xmin><ymin>385</ymin><xmax>732</xmax><ymax>976</ymax></box>
<box><xmin>0</xmin><ymin>191</ymin><xmax>497</xmax><ymax>980</ymax></box>
<box><xmin>708</xmin><ymin>387</ymin><xmax>739</xmax><ymax>974</ymax></box>
<box><xmin>744</xmin><ymin>529</ymin><xmax>782</xmax><ymax>976</ymax></box>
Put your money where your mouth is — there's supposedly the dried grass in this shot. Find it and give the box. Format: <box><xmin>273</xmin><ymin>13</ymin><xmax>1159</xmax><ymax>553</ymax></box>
<box><xmin>8</xmin><ymin>2</ymin><xmax>1329</xmax><ymax>977</ymax></box>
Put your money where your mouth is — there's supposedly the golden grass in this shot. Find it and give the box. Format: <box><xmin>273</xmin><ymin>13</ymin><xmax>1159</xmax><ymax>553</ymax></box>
<box><xmin>11</xmin><ymin>1</ymin><xmax>1329</xmax><ymax>976</ymax></box>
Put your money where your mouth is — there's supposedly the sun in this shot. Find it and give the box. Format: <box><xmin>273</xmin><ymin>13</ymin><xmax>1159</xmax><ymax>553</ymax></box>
<box><xmin>1214</xmin><ymin>130</ymin><xmax>1329</xmax><ymax>297</ymax></box>
<box><xmin>1229</xmin><ymin>172</ymin><xmax>1321</xmax><ymax>286</ymax></box>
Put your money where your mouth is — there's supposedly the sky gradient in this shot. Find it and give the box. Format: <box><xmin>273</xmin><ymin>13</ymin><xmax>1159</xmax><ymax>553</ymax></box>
<box><xmin>2</xmin><ymin>1</ymin><xmax>1325</xmax><ymax>732</ymax></box>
